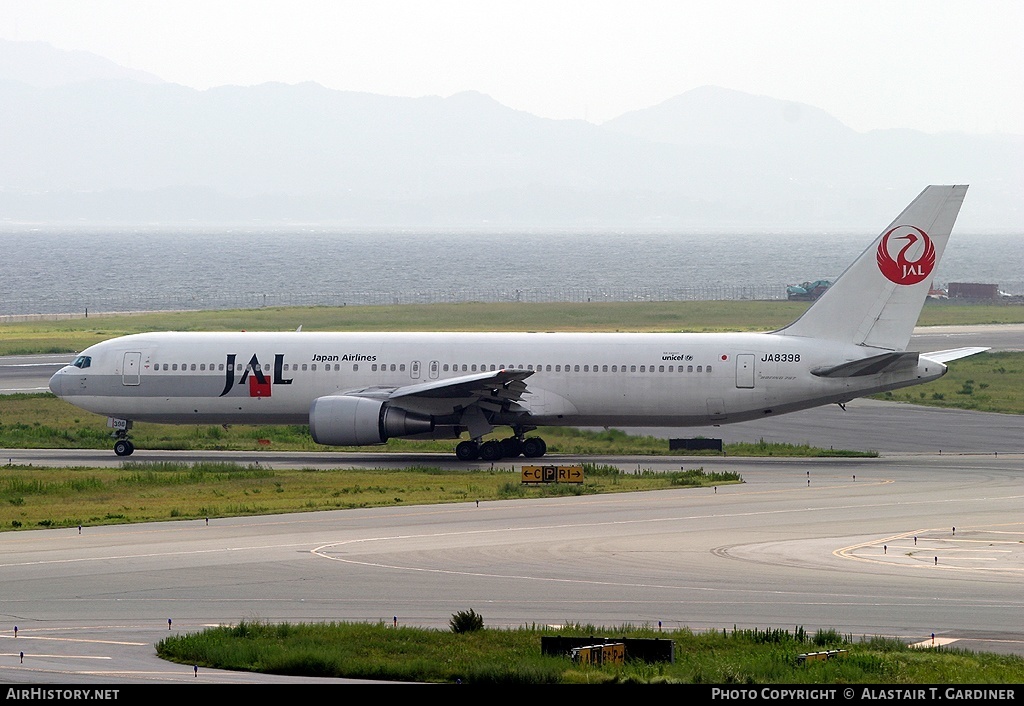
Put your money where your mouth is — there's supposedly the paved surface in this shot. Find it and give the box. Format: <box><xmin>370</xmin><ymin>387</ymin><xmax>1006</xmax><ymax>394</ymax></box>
<box><xmin>0</xmin><ymin>452</ymin><xmax>1022</xmax><ymax>684</ymax></box>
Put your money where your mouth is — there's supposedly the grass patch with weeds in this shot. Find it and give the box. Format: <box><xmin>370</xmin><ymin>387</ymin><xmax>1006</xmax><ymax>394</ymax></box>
<box><xmin>156</xmin><ymin>620</ymin><xmax>1024</xmax><ymax>684</ymax></box>
<box><xmin>0</xmin><ymin>461</ymin><xmax>740</xmax><ymax>531</ymax></box>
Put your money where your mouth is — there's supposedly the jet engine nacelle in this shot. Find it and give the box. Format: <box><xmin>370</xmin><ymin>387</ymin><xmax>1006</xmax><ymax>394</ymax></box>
<box><xmin>309</xmin><ymin>395</ymin><xmax>434</xmax><ymax>446</ymax></box>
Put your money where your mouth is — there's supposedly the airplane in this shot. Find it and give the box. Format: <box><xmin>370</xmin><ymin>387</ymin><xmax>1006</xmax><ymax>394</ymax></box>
<box><xmin>49</xmin><ymin>185</ymin><xmax>987</xmax><ymax>461</ymax></box>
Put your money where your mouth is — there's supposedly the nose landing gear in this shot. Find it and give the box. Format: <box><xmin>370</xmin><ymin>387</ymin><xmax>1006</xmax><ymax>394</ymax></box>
<box><xmin>113</xmin><ymin>437</ymin><xmax>135</xmax><ymax>457</ymax></box>
<box><xmin>108</xmin><ymin>418</ymin><xmax>135</xmax><ymax>457</ymax></box>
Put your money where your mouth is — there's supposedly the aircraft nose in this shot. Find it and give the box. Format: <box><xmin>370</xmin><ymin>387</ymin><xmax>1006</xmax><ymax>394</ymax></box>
<box><xmin>48</xmin><ymin>369</ymin><xmax>63</xmax><ymax>397</ymax></box>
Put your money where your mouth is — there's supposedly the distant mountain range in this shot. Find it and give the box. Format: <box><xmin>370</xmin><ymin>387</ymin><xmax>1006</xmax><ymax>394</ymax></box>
<box><xmin>1</xmin><ymin>39</ymin><xmax>1020</xmax><ymax>230</ymax></box>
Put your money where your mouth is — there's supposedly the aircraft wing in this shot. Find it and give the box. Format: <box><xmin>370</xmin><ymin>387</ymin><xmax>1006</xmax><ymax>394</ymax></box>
<box><xmin>390</xmin><ymin>368</ymin><xmax>534</xmax><ymax>401</ymax></box>
<box><xmin>339</xmin><ymin>368</ymin><xmax>535</xmax><ymax>408</ymax></box>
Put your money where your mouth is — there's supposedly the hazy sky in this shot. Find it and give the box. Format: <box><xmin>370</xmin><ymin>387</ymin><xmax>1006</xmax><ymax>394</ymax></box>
<box><xmin>2</xmin><ymin>0</ymin><xmax>1022</xmax><ymax>134</ymax></box>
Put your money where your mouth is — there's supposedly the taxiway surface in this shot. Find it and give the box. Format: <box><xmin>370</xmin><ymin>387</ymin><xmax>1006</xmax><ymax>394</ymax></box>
<box><xmin>0</xmin><ymin>452</ymin><xmax>1022</xmax><ymax>683</ymax></box>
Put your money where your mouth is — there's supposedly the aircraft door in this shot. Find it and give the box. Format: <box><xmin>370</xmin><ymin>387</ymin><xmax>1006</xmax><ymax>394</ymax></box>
<box><xmin>122</xmin><ymin>352</ymin><xmax>142</xmax><ymax>386</ymax></box>
<box><xmin>429</xmin><ymin>360</ymin><xmax>439</xmax><ymax>379</ymax></box>
<box><xmin>735</xmin><ymin>354</ymin><xmax>755</xmax><ymax>388</ymax></box>
<box><xmin>411</xmin><ymin>361</ymin><xmax>421</xmax><ymax>379</ymax></box>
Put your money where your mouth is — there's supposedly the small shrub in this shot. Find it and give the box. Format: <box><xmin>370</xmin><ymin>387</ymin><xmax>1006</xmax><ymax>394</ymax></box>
<box><xmin>450</xmin><ymin>609</ymin><xmax>484</xmax><ymax>634</ymax></box>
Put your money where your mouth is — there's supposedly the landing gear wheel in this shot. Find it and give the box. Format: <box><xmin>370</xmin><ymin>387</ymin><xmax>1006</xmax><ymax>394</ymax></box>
<box><xmin>455</xmin><ymin>440</ymin><xmax>479</xmax><ymax>461</ymax></box>
<box><xmin>500</xmin><ymin>437</ymin><xmax>523</xmax><ymax>458</ymax></box>
<box><xmin>522</xmin><ymin>437</ymin><xmax>546</xmax><ymax>458</ymax></box>
<box><xmin>113</xmin><ymin>439</ymin><xmax>135</xmax><ymax>457</ymax></box>
<box><xmin>479</xmin><ymin>440</ymin><xmax>504</xmax><ymax>461</ymax></box>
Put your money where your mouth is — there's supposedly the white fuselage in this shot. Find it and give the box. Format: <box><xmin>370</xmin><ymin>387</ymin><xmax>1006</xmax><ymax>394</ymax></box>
<box><xmin>49</xmin><ymin>330</ymin><xmax>947</xmax><ymax>430</ymax></box>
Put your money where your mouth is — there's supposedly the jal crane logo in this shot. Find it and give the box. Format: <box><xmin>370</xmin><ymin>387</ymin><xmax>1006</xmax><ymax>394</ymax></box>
<box><xmin>876</xmin><ymin>225</ymin><xmax>935</xmax><ymax>285</ymax></box>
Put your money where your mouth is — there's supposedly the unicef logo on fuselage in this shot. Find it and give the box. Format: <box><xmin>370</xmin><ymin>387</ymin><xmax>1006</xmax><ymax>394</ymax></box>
<box><xmin>876</xmin><ymin>225</ymin><xmax>935</xmax><ymax>285</ymax></box>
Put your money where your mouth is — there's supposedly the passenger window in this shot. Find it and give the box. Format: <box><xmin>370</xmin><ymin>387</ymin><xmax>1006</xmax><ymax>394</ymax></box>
<box><xmin>630</xmin><ymin>366</ymin><xmax>636</xmax><ymax>372</ymax></box>
<box><xmin>697</xmin><ymin>366</ymin><xmax>703</xmax><ymax>372</ymax></box>
<box><xmin>640</xmin><ymin>365</ymin><xmax>645</xmax><ymax>372</ymax></box>
<box><xmin>353</xmin><ymin>364</ymin><xmax>358</xmax><ymax>371</ymax></box>
<box><xmin>311</xmin><ymin>364</ymin><xmax>317</xmax><ymax>371</ymax></box>
<box><xmin>301</xmin><ymin>364</ymin><xmax>308</xmax><ymax>371</ymax></box>
<box><xmin>706</xmin><ymin>365</ymin><xmax>712</xmax><ymax>373</ymax></box>
<box><xmin>687</xmin><ymin>365</ymin><xmax>693</xmax><ymax>372</ymax></box>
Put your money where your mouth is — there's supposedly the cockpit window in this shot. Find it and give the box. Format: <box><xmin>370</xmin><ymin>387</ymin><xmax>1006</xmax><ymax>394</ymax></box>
<box><xmin>72</xmin><ymin>355</ymin><xmax>92</xmax><ymax>369</ymax></box>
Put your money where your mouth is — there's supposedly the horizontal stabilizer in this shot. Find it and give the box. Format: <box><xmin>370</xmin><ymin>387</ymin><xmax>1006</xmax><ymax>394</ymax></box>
<box><xmin>920</xmin><ymin>347</ymin><xmax>990</xmax><ymax>363</ymax></box>
<box><xmin>811</xmin><ymin>351</ymin><xmax>920</xmax><ymax>378</ymax></box>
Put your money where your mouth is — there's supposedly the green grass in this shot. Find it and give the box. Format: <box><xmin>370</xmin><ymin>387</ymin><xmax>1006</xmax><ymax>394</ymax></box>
<box><xmin>0</xmin><ymin>461</ymin><xmax>741</xmax><ymax>531</ymax></box>
<box><xmin>155</xmin><ymin>620</ymin><xmax>1024</xmax><ymax>684</ymax></box>
<box><xmin>875</xmin><ymin>351</ymin><xmax>1024</xmax><ymax>414</ymax></box>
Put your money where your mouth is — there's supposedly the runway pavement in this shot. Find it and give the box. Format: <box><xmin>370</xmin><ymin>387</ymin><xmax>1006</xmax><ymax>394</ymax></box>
<box><xmin>0</xmin><ymin>354</ymin><xmax>69</xmax><ymax>394</ymax></box>
<box><xmin>0</xmin><ymin>452</ymin><xmax>1022</xmax><ymax>684</ymax></box>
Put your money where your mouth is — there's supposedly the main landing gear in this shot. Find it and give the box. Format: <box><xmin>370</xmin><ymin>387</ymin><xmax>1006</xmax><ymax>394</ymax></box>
<box><xmin>455</xmin><ymin>435</ymin><xmax>547</xmax><ymax>462</ymax></box>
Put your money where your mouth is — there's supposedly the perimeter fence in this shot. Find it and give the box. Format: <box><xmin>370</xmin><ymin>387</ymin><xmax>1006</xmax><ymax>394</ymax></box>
<box><xmin>1</xmin><ymin>284</ymin><xmax>788</xmax><ymax>320</ymax></box>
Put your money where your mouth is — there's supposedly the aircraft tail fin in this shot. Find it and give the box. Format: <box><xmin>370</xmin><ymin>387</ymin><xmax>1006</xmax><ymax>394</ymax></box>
<box><xmin>776</xmin><ymin>185</ymin><xmax>968</xmax><ymax>351</ymax></box>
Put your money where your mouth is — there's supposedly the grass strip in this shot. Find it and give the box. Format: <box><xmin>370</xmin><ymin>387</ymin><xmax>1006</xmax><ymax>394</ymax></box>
<box><xmin>156</xmin><ymin>620</ymin><xmax>1024</xmax><ymax>684</ymax></box>
<box><xmin>0</xmin><ymin>462</ymin><xmax>741</xmax><ymax>531</ymax></box>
